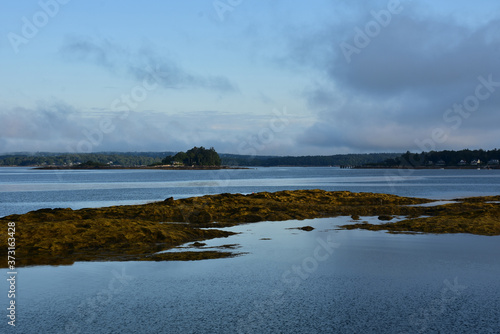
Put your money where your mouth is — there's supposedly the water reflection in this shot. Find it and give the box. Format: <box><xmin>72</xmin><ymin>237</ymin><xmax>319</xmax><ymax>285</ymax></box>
<box><xmin>10</xmin><ymin>217</ymin><xmax>500</xmax><ymax>333</ymax></box>
<box><xmin>2</xmin><ymin>167</ymin><xmax>500</xmax><ymax>217</ymax></box>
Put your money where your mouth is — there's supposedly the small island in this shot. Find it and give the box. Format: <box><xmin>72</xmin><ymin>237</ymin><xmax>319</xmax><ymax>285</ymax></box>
<box><xmin>1</xmin><ymin>189</ymin><xmax>499</xmax><ymax>268</ymax></box>
<box><xmin>35</xmin><ymin>147</ymin><xmax>248</xmax><ymax>170</ymax></box>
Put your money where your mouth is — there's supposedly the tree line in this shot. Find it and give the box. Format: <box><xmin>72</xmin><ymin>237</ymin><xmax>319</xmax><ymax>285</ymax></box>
<box><xmin>0</xmin><ymin>151</ymin><xmax>401</xmax><ymax>167</ymax></box>
<box><xmin>7</xmin><ymin>149</ymin><xmax>496</xmax><ymax>168</ymax></box>
<box><xmin>161</xmin><ymin>147</ymin><xmax>221</xmax><ymax>166</ymax></box>
<box><xmin>220</xmin><ymin>153</ymin><xmax>401</xmax><ymax>167</ymax></box>
<box><xmin>378</xmin><ymin>149</ymin><xmax>500</xmax><ymax>167</ymax></box>
<box><xmin>0</xmin><ymin>152</ymin><xmax>169</xmax><ymax>167</ymax></box>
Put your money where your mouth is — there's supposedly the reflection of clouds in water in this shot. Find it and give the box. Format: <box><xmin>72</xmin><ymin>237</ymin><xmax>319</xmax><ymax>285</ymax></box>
<box><xmin>161</xmin><ymin>217</ymin><xmax>344</xmax><ymax>256</ymax></box>
<box><xmin>0</xmin><ymin>176</ymin><xmax>482</xmax><ymax>193</ymax></box>
<box><xmin>0</xmin><ymin>181</ymin><xmax>222</xmax><ymax>192</ymax></box>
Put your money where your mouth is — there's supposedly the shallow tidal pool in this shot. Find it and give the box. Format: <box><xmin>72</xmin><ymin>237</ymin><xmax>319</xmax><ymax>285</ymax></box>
<box><xmin>6</xmin><ymin>216</ymin><xmax>500</xmax><ymax>333</ymax></box>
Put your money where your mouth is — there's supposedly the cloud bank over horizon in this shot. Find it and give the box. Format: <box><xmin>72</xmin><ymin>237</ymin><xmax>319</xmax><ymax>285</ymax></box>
<box><xmin>1</xmin><ymin>0</ymin><xmax>499</xmax><ymax>155</ymax></box>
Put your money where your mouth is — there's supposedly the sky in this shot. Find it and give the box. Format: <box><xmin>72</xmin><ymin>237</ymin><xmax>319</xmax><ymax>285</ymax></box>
<box><xmin>1</xmin><ymin>0</ymin><xmax>499</xmax><ymax>156</ymax></box>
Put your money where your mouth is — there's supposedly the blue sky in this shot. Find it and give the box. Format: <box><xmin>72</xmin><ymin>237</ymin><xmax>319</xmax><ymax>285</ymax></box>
<box><xmin>1</xmin><ymin>0</ymin><xmax>499</xmax><ymax>155</ymax></box>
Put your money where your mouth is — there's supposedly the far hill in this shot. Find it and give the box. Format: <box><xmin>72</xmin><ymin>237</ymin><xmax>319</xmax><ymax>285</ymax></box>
<box><xmin>219</xmin><ymin>153</ymin><xmax>402</xmax><ymax>167</ymax></box>
<box><xmin>0</xmin><ymin>151</ymin><xmax>401</xmax><ymax>167</ymax></box>
<box><xmin>363</xmin><ymin>149</ymin><xmax>500</xmax><ymax>168</ymax></box>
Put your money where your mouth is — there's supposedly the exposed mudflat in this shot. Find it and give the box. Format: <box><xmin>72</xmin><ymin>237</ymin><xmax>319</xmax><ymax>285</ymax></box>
<box><xmin>1</xmin><ymin>189</ymin><xmax>499</xmax><ymax>267</ymax></box>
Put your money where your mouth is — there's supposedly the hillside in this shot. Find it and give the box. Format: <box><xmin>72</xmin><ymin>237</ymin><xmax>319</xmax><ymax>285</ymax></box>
<box><xmin>0</xmin><ymin>152</ymin><xmax>400</xmax><ymax>167</ymax></box>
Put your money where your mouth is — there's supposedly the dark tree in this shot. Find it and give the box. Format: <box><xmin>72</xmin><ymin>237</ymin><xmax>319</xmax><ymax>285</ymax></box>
<box><xmin>162</xmin><ymin>147</ymin><xmax>221</xmax><ymax>166</ymax></box>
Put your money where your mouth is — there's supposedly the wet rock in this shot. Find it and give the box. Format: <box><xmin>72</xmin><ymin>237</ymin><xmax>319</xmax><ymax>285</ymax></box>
<box><xmin>4</xmin><ymin>189</ymin><xmax>499</xmax><ymax>268</ymax></box>
<box><xmin>164</xmin><ymin>197</ymin><xmax>175</xmax><ymax>204</ymax></box>
<box><xmin>288</xmin><ymin>226</ymin><xmax>315</xmax><ymax>231</ymax></box>
<box><xmin>234</xmin><ymin>213</ymin><xmax>263</xmax><ymax>223</ymax></box>
<box><xmin>187</xmin><ymin>210</ymin><xmax>212</xmax><ymax>224</ymax></box>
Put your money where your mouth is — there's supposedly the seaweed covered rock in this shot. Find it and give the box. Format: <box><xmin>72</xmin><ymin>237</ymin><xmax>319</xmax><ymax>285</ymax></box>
<box><xmin>2</xmin><ymin>189</ymin><xmax>498</xmax><ymax>268</ymax></box>
<box><xmin>187</xmin><ymin>209</ymin><xmax>212</xmax><ymax>224</ymax></box>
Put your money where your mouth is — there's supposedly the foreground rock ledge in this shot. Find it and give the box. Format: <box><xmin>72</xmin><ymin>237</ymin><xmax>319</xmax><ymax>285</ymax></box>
<box><xmin>1</xmin><ymin>190</ymin><xmax>499</xmax><ymax>267</ymax></box>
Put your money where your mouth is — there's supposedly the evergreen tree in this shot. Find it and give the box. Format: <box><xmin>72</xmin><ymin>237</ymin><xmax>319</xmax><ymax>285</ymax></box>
<box><xmin>162</xmin><ymin>147</ymin><xmax>221</xmax><ymax>166</ymax></box>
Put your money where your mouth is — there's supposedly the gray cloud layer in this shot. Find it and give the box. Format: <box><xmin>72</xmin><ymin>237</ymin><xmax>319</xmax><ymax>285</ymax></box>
<box><xmin>287</xmin><ymin>4</ymin><xmax>500</xmax><ymax>152</ymax></box>
<box><xmin>0</xmin><ymin>103</ymin><xmax>295</xmax><ymax>155</ymax></box>
<box><xmin>60</xmin><ymin>36</ymin><xmax>237</xmax><ymax>93</ymax></box>
<box><xmin>3</xmin><ymin>4</ymin><xmax>499</xmax><ymax>155</ymax></box>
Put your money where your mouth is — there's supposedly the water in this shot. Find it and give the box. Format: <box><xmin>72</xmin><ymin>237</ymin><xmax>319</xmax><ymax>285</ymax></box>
<box><xmin>1</xmin><ymin>167</ymin><xmax>499</xmax><ymax>217</ymax></box>
<box><xmin>1</xmin><ymin>167</ymin><xmax>500</xmax><ymax>333</ymax></box>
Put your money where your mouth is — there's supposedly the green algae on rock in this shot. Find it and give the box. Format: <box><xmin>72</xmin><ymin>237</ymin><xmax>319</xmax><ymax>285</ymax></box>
<box><xmin>1</xmin><ymin>190</ymin><xmax>499</xmax><ymax>268</ymax></box>
<box><xmin>340</xmin><ymin>196</ymin><xmax>500</xmax><ymax>236</ymax></box>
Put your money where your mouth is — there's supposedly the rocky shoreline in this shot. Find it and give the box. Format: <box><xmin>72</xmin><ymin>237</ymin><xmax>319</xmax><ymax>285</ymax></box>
<box><xmin>1</xmin><ymin>189</ymin><xmax>499</xmax><ymax>267</ymax></box>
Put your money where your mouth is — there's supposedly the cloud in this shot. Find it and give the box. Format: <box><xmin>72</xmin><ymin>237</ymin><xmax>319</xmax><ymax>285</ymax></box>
<box><xmin>0</xmin><ymin>103</ymin><xmax>85</xmax><ymax>152</ymax></box>
<box><xmin>60</xmin><ymin>36</ymin><xmax>237</xmax><ymax>93</ymax></box>
<box><xmin>330</xmin><ymin>16</ymin><xmax>500</xmax><ymax>97</ymax></box>
<box><xmin>284</xmin><ymin>4</ymin><xmax>500</xmax><ymax>152</ymax></box>
<box><xmin>0</xmin><ymin>103</ymin><xmax>297</xmax><ymax>155</ymax></box>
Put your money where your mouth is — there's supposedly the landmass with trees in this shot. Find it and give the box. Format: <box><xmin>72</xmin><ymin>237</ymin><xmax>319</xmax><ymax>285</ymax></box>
<box><xmin>1</xmin><ymin>148</ymin><xmax>499</xmax><ymax>169</ymax></box>
<box><xmin>0</xmin><ymin>151</ymin><xmax>401</xmax><ymax>167</ymax></box>
<box><xmin>220</xmin><ymin>153</ymin><xmax>401</xmax><ymax>167</ymax></box>
<box><xmin>363</xmin><ymin>149</ymin><xmax>500</xmax><ymax>168</ymax></box>
<box><xmin>160</xmin><ymin>146</ymin><xmax>221</xmax><ymax>166</ymax></box>
<box><xmin>0</xmin><ymin>152</ymin><xmax>169</xmax><ymax>167</ymax></box>
<box><xmin>20</xmin><ymin>147</ymin><xmax>233</xmax><ymax>170</ymax></box>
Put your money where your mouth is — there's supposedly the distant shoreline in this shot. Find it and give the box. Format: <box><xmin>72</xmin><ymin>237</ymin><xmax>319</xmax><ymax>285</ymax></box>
<box><xmin>33</xmin><ymin>165</ymin><xmax>250</xmax><ymax>170</ymax></box>
<box><xmin>1</xmin><ymin>165</ymin><xmax>498</xmax><ymax>170</ymax></box>
<box><xmin>354</xmin><ymin>165</ymin><xmax>500</xmax><ymax>169</ymax></box>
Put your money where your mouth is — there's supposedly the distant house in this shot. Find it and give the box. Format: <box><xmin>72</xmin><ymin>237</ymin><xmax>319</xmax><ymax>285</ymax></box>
<box><xmin>436</xmin><ymin>160</ymin><xmax>446</xmax><ymax>166</ymax></box>
<box><xmin>487</xmin><ymin>159</ymin><xmax>500</xmax><ymax>165</ymax></box>
<box><xmin>458</xmin><ymin>160</ymin><xmax>467</xmax><ymax>166</ymax></box>
<box><xmin>471</xmin><ymin>159</ymin><xmax>481</xmax><ymax>166</ymax></box>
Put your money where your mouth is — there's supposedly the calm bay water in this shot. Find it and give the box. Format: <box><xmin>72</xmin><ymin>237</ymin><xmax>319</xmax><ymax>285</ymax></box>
<box><xmin>1</xmin><ymin>167</ymin><xmax>500</xmax><ymax>333</ymax></box>
<box><xmin>1</xmin><ymin>166</ymin><xmax>500</xmax><ymax>217</ymax></box>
